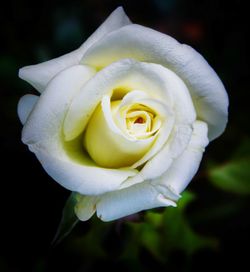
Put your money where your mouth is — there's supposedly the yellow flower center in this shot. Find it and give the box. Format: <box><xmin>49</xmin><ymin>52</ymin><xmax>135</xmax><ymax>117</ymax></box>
<box><xmin>83</xmin><ymin>93</ymin><xmax>162</xmax><ymax>168</ymax></box>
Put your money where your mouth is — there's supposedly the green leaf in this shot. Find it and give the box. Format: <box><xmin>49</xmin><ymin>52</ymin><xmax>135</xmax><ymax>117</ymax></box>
<box><xmin>123</xmin><ymin>220</ymin><xmax>164</xmax><ymax>262</ymax></box>
<box><xmin>159</xmin><ymin>191</ymin><xmax>217</xmax><ymax>256</ymax></box>
<box><xmin>144</xmin><ymin>211</ymin><xmax>163</xmax><ymax>228</ymax></box>
<box><xmin>140</xmin><ymin>223</ymin><xmax>163</xmax><ymax>261</ymax></box>
<box><xmin>52</xmin><ymin>192</ymin><xmax>79</xmax><ymax>246</ymax></box>
<box><xmin>177</xmin><ymin>191</ymin><xmax>196</xmax><ymax>211</ymax></box>
<box><xmin>162</xmin><ymin>207</ymin><xmax>217</xmax><ymax>256</ymax></box>
<box><xmin>124</xmin><ymin>191</ymin><xmax>217</xmax><ymax>261</ymax></box>
<box><xmin>208</xmin><ymin>159</ymin><xmax>250</xmax><ymax>195</ymax></box>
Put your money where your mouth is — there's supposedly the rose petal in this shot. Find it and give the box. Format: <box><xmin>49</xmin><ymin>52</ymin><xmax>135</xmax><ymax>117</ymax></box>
<box><xmin>17</xmin><ymin>94</ymin><xmax>39</xmax><ymax>125</ymax></box>
<box><xmin>81</xmin><ymin>24</ymin><xmax>228</xmax><ymax>140</ymax></box>
<box><xmin>22</xmin><ymin>65</ymin><xmax>137</xmax><ymax>195</ymax></box>
<box><xmin>130</xmin><ymin>98</ymin><xmax>175</xmax><ymax>168</ymax></box>
<box><xmin>32</xmin><ymin>148</ymin><xmax>136</xmax><ymax>195</ymax></box>
<box><xmin>114</xmin><ymin>65</ymin><xmax>196</xmax><ymax>169</ymax></box>
<box><xmin>153</xmin><ymin>120</ymin><xmax>209</xmax><ymax>194</ymax></box>
<box><xmin>162</xmin><ymin>68</ymin><xmax>196</xmax><ymax>125</ymax></box>
<box><xmin>84</xmin><ymin>95</ymin><xmax>155</xmax><ymax>168</ymax></box>
<box><xmin>74</xmin><ymin>195</ymin><xmax>98</xmax><ymax>221</ymax></box>
<box><xmin>64</xmin><ymin>59</ymin><xmax>174</xmax><ymax>141</ymax></box>
<box><xmin>121</xmin><ymin>124</ymin><xmax>193</xmax><ymax>189</ymax></box>
<box><xmin>96</xmin><ymin>182</ymin><xmax>178</xmax><ymax>222</ymax></box>
<box><xmin>18</xmin><ymin>7</ymin><xmax>131</xmax><ymax>93</ymax></box>
<box><xmin>141</xmin><ymin>124</ymin><xmax>193</xmax><ymax>179</ymax></box>
<box><xmin>22</xmin><ymin>65</ymin><xmax>96</xmax><ymax>144</ymax></box>
<box><xmin>81</xmin><ymin>24</ymin><xmax>179</xmax><ymax>69</ymax></box>
<box><xmin>112</xmin><ymin>90</ymin><xmax>148</xmax><ymax>135</ymax></box>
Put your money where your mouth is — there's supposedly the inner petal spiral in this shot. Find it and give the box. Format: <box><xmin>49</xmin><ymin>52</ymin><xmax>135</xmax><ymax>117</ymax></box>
<box><xmin>84</xmin><ymin>91</ymin><xmax>164</xmax><ymax>168</ymax></box>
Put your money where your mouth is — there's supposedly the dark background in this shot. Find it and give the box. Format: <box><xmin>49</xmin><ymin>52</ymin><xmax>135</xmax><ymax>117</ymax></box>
<box><xmin>1</xmin><ymin>0</ymin><xmax>249</xmax><ymax>271</ymax></box>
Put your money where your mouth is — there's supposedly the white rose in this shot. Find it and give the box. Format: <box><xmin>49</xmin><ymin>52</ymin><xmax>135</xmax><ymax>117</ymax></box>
<box><xmin>18</xmin><ymin>7</ymin><xmax>228</xmax><ymax>221</ymax></box>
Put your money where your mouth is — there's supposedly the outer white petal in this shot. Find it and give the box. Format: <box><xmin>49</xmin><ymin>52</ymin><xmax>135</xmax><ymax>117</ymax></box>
<box><xmin>74</xmin><ymin>195</ymin><xmax>98</xmax><ymax>221</ymax></box>
<box><xmin>81</xmin><ymin>24</ymin><xmax>228</xmax><ymax>140</ymax></box>
<box><xmin>32</xmin><ymin>148</ymin><xmax>136</xmax><ymax>195</ymax></box>
<box><xmin>153</xmin><ymin>120</ymin><xmax>209</xmax><ymax>195</ymax></box>
<box><xmin>96</xmin><ymin>182</ymin><xmax>178</xmax><ymax>222</ymax></box>
<box><xmin>22</xmin><ymin>65</ymin><xmax>96</xmax><ymax>144</ymax></box>
<box><xmin>17</xmin><ymin>94</ymin><xmax>39</xmax><ymax>125</ymax></box>
<box><xmin>19</xmin><ymin>7</ymin><xmax>131</xmax><ymax>93</ymax></box>
<box><xmin>22</xmin><ymin>65</ymin><xmax>136</xmax><ymax>195</ymax></box>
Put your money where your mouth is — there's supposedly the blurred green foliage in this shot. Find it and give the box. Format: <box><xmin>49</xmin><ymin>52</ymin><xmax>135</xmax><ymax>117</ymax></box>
<box><xmin>208</xmin><ymin>138</ymin><xmax>250</xmax><ymax>195</ymax></box>
<box><xmin>125</xmin><ymin>192</ymin><xmax>217</xmax><ymax>260</ymax></box>
<box><xmin>209</xmin><ymin>159</ymin><xmax>250</xmax><ymax>195</ymax></box>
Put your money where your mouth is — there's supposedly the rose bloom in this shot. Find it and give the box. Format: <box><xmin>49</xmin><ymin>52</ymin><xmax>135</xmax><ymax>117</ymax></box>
<box><xmin>18</xmin><ymin>7</ymin><xmax>228</xmax><ymax>221</ymax></box>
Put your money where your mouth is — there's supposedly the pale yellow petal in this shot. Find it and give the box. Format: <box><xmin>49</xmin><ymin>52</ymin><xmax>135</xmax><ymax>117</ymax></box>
<box><xmin>84</xmin><ymin>97</ymin><xmax>155</xmax><ymax>168</ymax></box>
